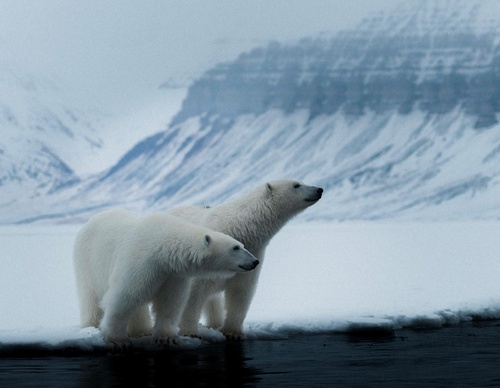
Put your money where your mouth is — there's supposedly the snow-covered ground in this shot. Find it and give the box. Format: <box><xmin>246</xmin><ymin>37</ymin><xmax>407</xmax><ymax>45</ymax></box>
<box><xmin>0</xmin><ymin>221</ymin><xmax>498</xmax><ymax>351</ymax></box>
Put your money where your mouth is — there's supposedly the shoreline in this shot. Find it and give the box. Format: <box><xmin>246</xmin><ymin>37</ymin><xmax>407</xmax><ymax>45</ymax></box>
<box><xmin>1</xmin><ymin>320</ymin><xmax>499</xmax><ymax>387</ymax></box>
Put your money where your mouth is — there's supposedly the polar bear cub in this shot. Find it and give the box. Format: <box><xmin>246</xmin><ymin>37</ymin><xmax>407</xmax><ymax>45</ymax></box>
<box><xmin>73</xmin><ymin>208</ymin><xmax>258</xmax><ymax>344</ymax></box>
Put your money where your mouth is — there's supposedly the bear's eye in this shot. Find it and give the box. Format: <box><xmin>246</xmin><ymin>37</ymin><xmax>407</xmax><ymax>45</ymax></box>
<box><xmin>233</xmin><ymin>246</ymin><xmax>240</xmax><ymax>251</ymax></box>
<box><xmin>293</xmin><ymin>184</ymin><xmax>301</xmax><ymax>189</ymax></box>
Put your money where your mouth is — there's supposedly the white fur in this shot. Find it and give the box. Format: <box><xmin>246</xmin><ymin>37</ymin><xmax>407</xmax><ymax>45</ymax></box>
<box><xmin>169</xmin><ymin>179</ymin><xmax>323</xmax><ymax>338</ymax></box>
<box><xmin>73</xmin><ymin>208</ymin><xmax>258</xmax><ymax>344</ymax></box>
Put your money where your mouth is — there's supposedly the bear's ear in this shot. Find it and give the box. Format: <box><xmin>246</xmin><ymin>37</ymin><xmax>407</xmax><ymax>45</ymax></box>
<box><xmin>204</xmin><ymin>234</ymin><xmax>211</xmax><ymax>246</ymax></box>
<box><xmin>264</xmin><ymin>183</ymin><xmax>273</xmax><ymax>199</ymax></box>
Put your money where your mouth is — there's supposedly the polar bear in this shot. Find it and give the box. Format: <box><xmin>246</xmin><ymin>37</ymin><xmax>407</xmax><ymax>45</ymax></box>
<box><xmin>169</xmin><ymin>179</ymin><xmax>323</xmax><ymax>339</ymax></box>
<box><xmin>73</xmin><ymin>208</ymin><xmax>259</xmax><ymax>344</ymax></box>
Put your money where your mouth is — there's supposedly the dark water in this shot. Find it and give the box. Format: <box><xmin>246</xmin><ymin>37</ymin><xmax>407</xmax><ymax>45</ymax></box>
<box><xmin>1</xmin><ymin>321</ymin><xmax>499</xmax><ymax>387</ymax></box>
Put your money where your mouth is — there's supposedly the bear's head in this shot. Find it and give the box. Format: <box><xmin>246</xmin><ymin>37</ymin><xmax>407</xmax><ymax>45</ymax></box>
<box><xmin>265</xmin><ymin>180</ymin><xmax>323</xmax><ymax>215</ymax></box>
<box><xmin>202</xmin><ymin>231</ymin><xmax>259</xmax><ymax>275</ymax></box>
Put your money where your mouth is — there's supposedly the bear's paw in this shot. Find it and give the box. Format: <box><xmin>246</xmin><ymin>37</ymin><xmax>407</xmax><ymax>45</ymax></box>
<box><xmin>153</xmin><ymin>335</ymin><xmax>181</xmax><ymax>346</ymax></box>
<box><xmin>222</xmin><ymin>330</ymin><xmax>245</xmax><ymax>341</ymax></box>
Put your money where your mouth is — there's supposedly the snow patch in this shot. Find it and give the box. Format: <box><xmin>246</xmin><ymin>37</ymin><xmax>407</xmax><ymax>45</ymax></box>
<box><xmin>0</xmin><ymin>222</ymin><xmax>499</xmax><ymax>351</ymax></box>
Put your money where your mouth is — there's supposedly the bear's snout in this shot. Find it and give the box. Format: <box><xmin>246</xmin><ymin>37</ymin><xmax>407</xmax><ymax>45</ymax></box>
<box><xmin>305</xmin><ymin>186</ymin><xmax>324</xmax><ymax>202</ymax></box>
<box><xmin>239</xmin><ymin>259</ymin><xmax>259</xmax><ymax>271</ymax></box>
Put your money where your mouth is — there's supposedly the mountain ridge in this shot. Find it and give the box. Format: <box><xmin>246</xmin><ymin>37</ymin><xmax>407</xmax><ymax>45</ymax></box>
<box><xmin>3</xmin><ymin>0</ymin><xmax>500</xmax><ymax>223</ymax></box>
<box><xmin>172</xmin><ymin>0</ymin><xmax>500</xmax><ymax>129</ymax></box>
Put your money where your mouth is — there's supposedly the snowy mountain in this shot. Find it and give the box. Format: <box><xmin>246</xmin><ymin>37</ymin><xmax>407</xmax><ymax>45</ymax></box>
<box><xmin>4</xmin><ymin>0</ymin><xmax>500</xmax><ymax>223</ymax></box>
<box><xmin>0</xmin><ymin>55</ymin><xmax>107</xmax><ymax>215</ymax></box>
<box><xmin>0</xmin><ymin>37</ymin><xmax>187</xmax><ymax>223</ymax></box>
<box><xmin>173</xmin><ymin>1</ymin><xmax>500</xmax><ymax>128</ymax></box>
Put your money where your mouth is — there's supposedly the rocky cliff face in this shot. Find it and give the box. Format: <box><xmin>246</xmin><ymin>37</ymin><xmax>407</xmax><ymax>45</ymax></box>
<box><xmin>174</xmin><ymin>1</ymin><xmax>500</xmax><ymax>129</ymax></box>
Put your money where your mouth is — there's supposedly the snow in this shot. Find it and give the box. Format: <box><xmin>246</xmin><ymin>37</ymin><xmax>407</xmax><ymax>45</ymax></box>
<box><xmin>0</xmin><ymin>221</ymin><xmax>498</xmax><ymax>351</ymax></box>
<box><xmin>83</xmin><ymin>87</ymin><xmax>188</xmax><ymax>176</ymax></box>
<box><xmin>43</xmin><ymin>107</ymin><xmax>499</xmax><ymax>226</ymax></box>
<box><xmin>3</xmin><ymin>1</ymin><xmax>500</xmax><ymax>225</ymax></box>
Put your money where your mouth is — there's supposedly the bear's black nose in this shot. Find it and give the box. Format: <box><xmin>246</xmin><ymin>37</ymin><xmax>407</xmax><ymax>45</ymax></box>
<box><xmin>317</xmin><ymin>188</ymin><xmax>324</xmax><ymax>194</ymax></box>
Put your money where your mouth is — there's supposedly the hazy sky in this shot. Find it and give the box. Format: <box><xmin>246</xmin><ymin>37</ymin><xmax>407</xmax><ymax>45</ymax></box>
<box><xmin>0</xmin><ymin>0</ymin><xmax>403</xmax><ymax>109</ymax></box>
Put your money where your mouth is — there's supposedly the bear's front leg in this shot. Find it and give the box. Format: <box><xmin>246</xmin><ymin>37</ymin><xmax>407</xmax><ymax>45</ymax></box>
<box><xmin>127</xmin><ymin>304</ymin><xmax>153</xmax><ymax>337</ymax></box>
<box><xmin>178</xmin><ymin>280</ymin><xmax>213</xmax><ymax>337</ymax></box>
<box><xmin>100</xmin><ymin>300</ymin><xmax>132</xmax><ymax>346</ymax></box>
<box><xmin>203</xmin><ymin>293</ymin><xmax>225</xmax><ymax>329</ymax></box>
<box><xmin>152</xmin><ymin>276</ymin><xmax>192</xmax><ymax>345</ymax></box>
<box><xmin>100</xmin><ymin>266</ymin><xmax>163</xmax><ymax>346</ymax></box>
<box><xmin>221</xmin><ymin>270</ymin><xmax>260</xmax><ymax>340</ymax></box>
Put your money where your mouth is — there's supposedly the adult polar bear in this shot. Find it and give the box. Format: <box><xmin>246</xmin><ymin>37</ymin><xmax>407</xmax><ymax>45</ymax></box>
<box><xmin>169</xmin><ymin>179</ymin><xmax>323</xmax><ymax>339</ymax></box>
<box><xmin>73</xmin><ymin>208</ymin><xmax>259</xmax><ymax>344</ymax></box>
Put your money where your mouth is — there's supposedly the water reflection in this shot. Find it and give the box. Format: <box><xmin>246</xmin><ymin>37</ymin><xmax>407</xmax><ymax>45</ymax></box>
<box><xmin>4</xmin><ymin>324</ymin><xmax>500</xmax><ymax>386</ymax></box>
<box><xmin>0</xmin><ymin>341</ymin><xmax>262</xmax><ymax>387</ymax></box>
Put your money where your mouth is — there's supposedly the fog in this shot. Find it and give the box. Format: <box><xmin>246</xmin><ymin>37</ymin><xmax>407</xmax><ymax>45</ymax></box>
<box><xmin>0</xmin><ymin>0</ymin><xmax>401</xmax><ymax>110</ymax></box>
